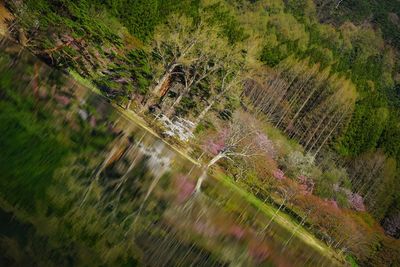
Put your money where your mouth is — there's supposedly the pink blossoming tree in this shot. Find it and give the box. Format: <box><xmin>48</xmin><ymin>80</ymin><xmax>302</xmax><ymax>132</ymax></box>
<box><xmin>196</xmin><ymin>112</ymin><xmax>267</xmax><ymax>192</ymax></box>
<box><xmin>348</xmin><ymin>192</ymin><xmax>366</xmax><ymax>212</ymax></box>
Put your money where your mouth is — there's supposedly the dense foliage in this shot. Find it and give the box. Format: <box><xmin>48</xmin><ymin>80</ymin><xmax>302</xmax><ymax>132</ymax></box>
<box><xmin>2</xmin><ymin>0</ymin><xmax>400</xmax><ymax>265</ymax></box>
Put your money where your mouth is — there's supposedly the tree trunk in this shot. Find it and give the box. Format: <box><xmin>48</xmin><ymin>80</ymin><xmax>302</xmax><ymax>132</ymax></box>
<box><xmin>165</xmin><ymin>86</ymin><xmax>190</xmax><ymax>118</ymax></box>
<box><xmin>194</xmin><ymin>152</ymin><xmax>226</xmax><ymax>193</ymax></box>
<box><xmin>125</xmin><ymin>92</ymin><xmax>134</xmax><ymax>110</ymax></box>
<box><xmin>313</xmin><ymin>111</ymin><xmax>346</xmax><ymax>156</ymax></box>
<box><xmin>285</xmin><ymin>84</ymin><xmax>319</xmax><ymax>133</ymax></box>
<box><xmin>194</xmin><ymin>169</ymin><xmax>208</xmax><ymax>193</ymax></box>
<box><xmin>207</xmin><ymin>152</ymin><xmax>226</xmax><ymax>168</ymax></box>
<box><xmin>192</xmin><ymin>98</ymin><xmax>216</xmax><ymax>129</ymax></box>
<box><xmin>125</xmin><ymin>98</ymin><xmax>132</xmax><ymax>110</ymax></box>
<box><xmin>304</xmin><ymin>109</ymin><xmax>330</xmax><ymax>150</ymax></box>
<box><xmin>153</xmin><ymin>63</ymin><xmax>177</xmax><ymax>96</ymax></box>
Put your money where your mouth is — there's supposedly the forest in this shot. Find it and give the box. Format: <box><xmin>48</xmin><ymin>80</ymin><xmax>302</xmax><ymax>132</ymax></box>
<box><xmin>1</xmin><ymin>0</ymin><xmax>400</xmax><ymax>266</ymax></box>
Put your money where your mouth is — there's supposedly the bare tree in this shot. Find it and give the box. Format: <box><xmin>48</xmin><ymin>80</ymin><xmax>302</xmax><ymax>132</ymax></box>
<box><xmin>195</xmin><ymin>112</ymin><xmax>263</xmax><ymax>192</ymax></box>
<box><xmin>192</xmin><ymin>70</ymin><xmax>242</xmax><ymax>129</ymax></box>
<box><xmin>163</xmin><ymin>27</ymin><xmax>238</xmax><ymax>117</ymax></box>
<box><xmin>188</xmin><ymin>34</ymin><xmax>261</xmax><ymax>127</ymax></box>
<box><xmin>145</xmin><ymin>13</ymin><xmax>224</xmax><ymax>108</ymax></box>
<box><xmin>164</xmin><ymin>52</ymin><xmax>223</xmax><ymax>117</ymax></box>
<box><xmin>191</xmin><ymin>48</ymin><xmax>246</xmax><ymax>128</ymax></box>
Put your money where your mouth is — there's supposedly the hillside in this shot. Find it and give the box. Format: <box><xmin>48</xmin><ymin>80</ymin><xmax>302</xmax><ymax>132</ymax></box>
<box><xmin>1</xmin><ymin>0</ymin><xmax>400</xmax><ymax>265</ymax></box>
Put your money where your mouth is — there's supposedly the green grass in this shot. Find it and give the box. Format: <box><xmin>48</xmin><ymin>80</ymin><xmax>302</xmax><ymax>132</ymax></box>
<box><xmin>69</xmin><ymin>69</ymin><xmax>102</xmax><ymax>94</ymax></box>
<box><xmin>0</xmin><ymin>101</ymin><xmax>69</xmax><ymax>210</ymax></box>
<box><xmin>346</xmin><ymin>255</ymin><xmax>360</xmax><ymax>267</ymax></box>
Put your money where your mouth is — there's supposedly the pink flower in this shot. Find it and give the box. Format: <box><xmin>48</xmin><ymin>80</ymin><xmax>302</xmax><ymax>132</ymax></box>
<box><xmin>207</xmin><ymin>140</ymin><xmax>225</xmax><ymax>155</ymax></box>
<box><xmin>273</xmin><ymin>169</ymin><xmax>285</xmax><ymax>180</ymax></box>
<box><xmin>204</xmin><ymin>128</ymin><xmax>229</xmax><ymax>155</ymax></box>
<box><xmin>228</xmin><ymin>225</ymin><xmax>246</xmax><ymax>240</ymax></box>
<box><xmin>297</xmin><ymin>175</ymin><xmax>314</xmax><ymax>195</ymax></box>
<box><xmin>348</xmin><ymin>193</ymin><xmax>366</xmax><ymax>212</ymax></box>
<box><xmin>255</xmin><ymin>132</ymin><xmax>276</xmax><ymax>158</ymax></box>
<box><xmin>297</xmin><ymin>175</ymin><xmax>307</xmax><ymax>183</ymax></box>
